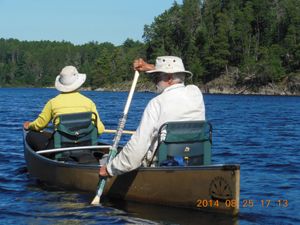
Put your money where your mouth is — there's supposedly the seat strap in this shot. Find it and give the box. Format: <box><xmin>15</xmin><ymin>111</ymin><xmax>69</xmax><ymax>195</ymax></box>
<box><xmin>57</xmin><ymin>123</ymin><xmax>95</xmax><ymax>138</ymax></box>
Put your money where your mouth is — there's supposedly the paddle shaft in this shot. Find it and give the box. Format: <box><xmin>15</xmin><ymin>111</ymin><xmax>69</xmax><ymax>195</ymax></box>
<box><xmin>92</xmin><ymin>70</ymin><xmax>139</xmax><ymax>204</ymax></box>
<box><xmin>104</xmin><ymin>129</ymin><xmax>135</xmax><ymax>135</ymax></box>
<box><xmin>42</xmin><ymin>128</ymin><xmax>134</xmax><ymax>135</ymax></box>
<box><xmin>111</xmin><ymin>70</ymin><xmax>139</xmax><ymax>149</ymax></box>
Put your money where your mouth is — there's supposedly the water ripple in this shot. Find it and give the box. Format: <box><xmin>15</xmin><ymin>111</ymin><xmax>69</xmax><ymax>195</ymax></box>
<box><xmin>1</xmin><ymin>89</ymin><xmax>299</xmax><ymax>224</ymax></box>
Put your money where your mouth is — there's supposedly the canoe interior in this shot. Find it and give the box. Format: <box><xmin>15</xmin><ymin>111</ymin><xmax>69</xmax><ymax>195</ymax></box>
<box><xmin>23</xmin><ymin>131</ymin><xmax>240</xmax><ymax>215</ymax></box>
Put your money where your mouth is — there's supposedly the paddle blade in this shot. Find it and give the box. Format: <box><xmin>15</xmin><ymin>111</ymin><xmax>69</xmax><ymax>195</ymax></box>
<box><xmin>91</xmin><ymin>178</ymin><xmax>106</xmax><ymax>205</ymax></box>
<box><xmin>91</xmin><ymin>195</ymin><xmax>101</xmax><ymax>205</ymax></box>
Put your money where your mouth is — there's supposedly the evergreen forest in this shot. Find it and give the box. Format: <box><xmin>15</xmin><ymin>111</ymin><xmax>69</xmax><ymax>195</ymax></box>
<box><xmin>0</xmin><ymin>0</ymin><xmax>299</xmax><ymax>94</ymax></box>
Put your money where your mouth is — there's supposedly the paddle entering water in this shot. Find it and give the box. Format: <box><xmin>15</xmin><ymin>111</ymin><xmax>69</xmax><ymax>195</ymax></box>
<box><xmin>91</xmin><ymin>70</ymin><xmax>140</xmax><ymax>205</ymax></box>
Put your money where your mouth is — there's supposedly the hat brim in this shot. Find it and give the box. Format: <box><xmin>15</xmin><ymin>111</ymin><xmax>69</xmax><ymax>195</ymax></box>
<box><xmin>55</xmin><ymin>73</ymin><xmax>86</xmax><ymax>92</ymax></box>
<box><xmin>146</xmin><ymin>70</ymin><xmax>193</xmax><ymax>78</ymax></box>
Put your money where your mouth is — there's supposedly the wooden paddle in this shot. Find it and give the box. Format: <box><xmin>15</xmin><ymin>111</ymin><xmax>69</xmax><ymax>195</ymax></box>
<box><xmin>91</xmin><ymin>70</ymin><xmax>140</xmax><ymax>205</ymax></box>
<box><xmin>104</xmin><ymin>129</ymin><xmax>135</xmax><ymax>135</ymax></box>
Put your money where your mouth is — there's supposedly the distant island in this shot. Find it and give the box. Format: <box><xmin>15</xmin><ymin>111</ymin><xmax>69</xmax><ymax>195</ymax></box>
<box><xmin>0</xmin><ymin>0</ymin><xmax>299</xmax><ymax>95</ymax></box>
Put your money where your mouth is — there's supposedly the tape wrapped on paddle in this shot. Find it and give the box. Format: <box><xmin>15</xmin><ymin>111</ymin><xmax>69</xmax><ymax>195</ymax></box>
<box><xmin>91</xmin><ymin>70</ymin><xmax>139</xmax><ymax>205</ymax></box>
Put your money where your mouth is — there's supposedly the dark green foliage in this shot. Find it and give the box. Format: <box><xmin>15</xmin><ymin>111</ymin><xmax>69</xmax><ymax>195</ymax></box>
<box><xmin>143</xmin><ymin>0</ymin><xmax>300</xmax><ymax>87</ymax></box>
<box><xmin>0</xmin><ymin>0</ymin><xmax>299</xmax><ymax>89</ymax></box>
<box><xmin>0</xmin><ymin>38</ymin><xmax>144</xmax><ymax>88</ymax></box>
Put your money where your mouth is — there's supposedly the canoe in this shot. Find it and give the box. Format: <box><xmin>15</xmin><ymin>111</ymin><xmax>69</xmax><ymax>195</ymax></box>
<box><xmin>23</xmin><ymin>130</ymin><xmax>240</xmax><ymax>215</ymax></box>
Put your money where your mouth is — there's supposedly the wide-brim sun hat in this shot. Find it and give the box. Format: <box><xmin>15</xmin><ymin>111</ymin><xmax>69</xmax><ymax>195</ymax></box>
<box><xmin>146</xmin><ymin>56</ymin><xmax>193</xmax><ymax>78</ymax></box>
<box><xmin>55</xmin><ymin>66</ymin><xmax>86</xmax><ymax>92</ymax></box>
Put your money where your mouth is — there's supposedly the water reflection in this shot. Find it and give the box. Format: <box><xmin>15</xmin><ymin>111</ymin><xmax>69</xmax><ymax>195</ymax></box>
<box><xmin>106</xmin><ymin>199</ymin><xmax>239</xmax><ymax>225</ymax></box>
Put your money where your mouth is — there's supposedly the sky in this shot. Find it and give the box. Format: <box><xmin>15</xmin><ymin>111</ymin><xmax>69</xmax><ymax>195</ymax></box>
<box><xmin>0</xmin><ymin>0</ymin><xmax>183</xmax><ymax>46</ymax></box>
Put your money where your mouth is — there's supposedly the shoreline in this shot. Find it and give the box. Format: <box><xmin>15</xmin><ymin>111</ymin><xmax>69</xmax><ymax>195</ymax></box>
<box><xmin>1</xmin><ymin>84</ymin><xmax>299</xmax><ymax>96</ymax></box>
<box><xmin>92</xmin><ymin>82</ymin><xmax>300</xmax><ymax>96</ymax></box>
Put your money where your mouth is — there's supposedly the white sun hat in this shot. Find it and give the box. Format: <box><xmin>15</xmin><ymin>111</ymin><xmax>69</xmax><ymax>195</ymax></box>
<box><xmin>55</xmin><ymin>66</ymin><xmax>86</xmax><ymax>92</ymax></box>
<box><xmin>146</xmin><ymin>56</ymin><xmax>193</xmax><ymax>77</ymax></box>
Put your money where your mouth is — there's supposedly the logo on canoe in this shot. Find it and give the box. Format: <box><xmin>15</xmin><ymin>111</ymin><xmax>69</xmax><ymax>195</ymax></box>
<box><xmin>209</xmin><ymin>176</ymin><xmax>233</xmax><ymax>201</ymax></box>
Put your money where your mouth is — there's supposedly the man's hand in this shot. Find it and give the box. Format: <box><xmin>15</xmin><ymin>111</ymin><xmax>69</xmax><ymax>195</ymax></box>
<box><xmin>99</xmin><ymin>165</ymin><xmax>110</xmax><ymax>177</ymax></box>
<box><xmin>133</xmin><ymin>58</ymin><xmax>155</xmax><ymax>72</ymax></box>
<box><xmin>23</xmin><ymin>121</ymin><xmax>31</xmax><ymax>130</ymax></box>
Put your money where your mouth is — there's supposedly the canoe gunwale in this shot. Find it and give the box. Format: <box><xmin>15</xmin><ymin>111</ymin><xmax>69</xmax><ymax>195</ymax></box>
<box><xmin>23</xmin><ymin>129</ymin><xmax>240</xmax><ymax>171</ymax></box>
<box><xmin>26</xmin><ymin>143</ymin><xmax>240</xmax><ymax>171</ymax></box>
<box><xmin>23</xmin><ymin>129</ymin><xmax>240</xmax><ymax>215</ymax></box>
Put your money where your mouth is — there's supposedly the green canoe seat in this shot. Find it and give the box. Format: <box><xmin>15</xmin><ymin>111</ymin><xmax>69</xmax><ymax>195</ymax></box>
<box><xmin>155</xmin><ymin>120</ymin><xmax>212</xmax><ymax>166</ymax></box>
<box><xmin>53</xmin><ymin>112</ymin><xmax>98</xmax><ymax>162</ymax></box>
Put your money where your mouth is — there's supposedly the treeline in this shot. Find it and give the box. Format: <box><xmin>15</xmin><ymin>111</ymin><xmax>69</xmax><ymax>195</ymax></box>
<box><xmin>0</xmin><ymin>0</ymin><xmax>299</xmax><ymax>91</ymax></box>
<box><xmin>0</xmin><ymin>39</ymin><xmax>146</xmax><ymax>89</ymax></box>
<box><xmin>144</xmin><ymin>0</ymin><xmax>300</xmax><ymax>89</ymax></box>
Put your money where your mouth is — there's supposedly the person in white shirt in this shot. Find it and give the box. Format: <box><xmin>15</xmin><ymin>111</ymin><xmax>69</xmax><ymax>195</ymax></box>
<box><xmin>99</xmin><ymin>56</ymin><xmax>205</xmax><ymax>176</ymax></box>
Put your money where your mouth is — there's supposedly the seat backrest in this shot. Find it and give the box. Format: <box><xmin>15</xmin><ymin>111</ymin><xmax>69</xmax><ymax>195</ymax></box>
<box><xmin>155</xmin><ymin>120</ymin><xmax>212</xmax><ymax>166</ymax></box>
<box><xmin>53</xmin><ymin>112</ymin><xmax>98</xmax><ymax>148</ymax></box>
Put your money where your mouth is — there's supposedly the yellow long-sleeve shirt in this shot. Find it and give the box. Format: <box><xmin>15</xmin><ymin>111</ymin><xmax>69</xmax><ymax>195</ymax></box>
<box><xmin>29</xmin><ymin>92</ymin><xmax>105</xmax><ymax>134</ymax></box>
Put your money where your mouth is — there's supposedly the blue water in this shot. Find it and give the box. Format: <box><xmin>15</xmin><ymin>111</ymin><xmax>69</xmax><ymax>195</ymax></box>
<box><xmin>0</xmin><ymin>88</ymin><xmax>299</xmax><ymax>225</ymax></box>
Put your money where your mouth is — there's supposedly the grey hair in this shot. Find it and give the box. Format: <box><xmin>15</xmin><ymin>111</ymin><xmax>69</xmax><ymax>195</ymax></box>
<box><xmin>171</xmin><ymin>73</ymin><xmax>186</xmax><ymax>83</ymax></box>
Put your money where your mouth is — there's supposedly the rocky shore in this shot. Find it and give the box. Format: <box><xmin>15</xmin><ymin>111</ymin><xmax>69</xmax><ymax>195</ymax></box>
<box><xmin>200</xmin><ymin>72</ymin><xmax>300</xmax><ymax>96</ymax></box>
<box><xmin>91</xmin><ymin>73</ymin><xmax>300</xmax><ymax>96</ymax></box>
<box><xmin>8</xmin><ymin>74</ymin><xmax>299</xmax><ymax>96</ymax></box>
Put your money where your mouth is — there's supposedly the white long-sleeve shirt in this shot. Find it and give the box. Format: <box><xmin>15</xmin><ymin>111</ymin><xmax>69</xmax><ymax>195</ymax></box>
<box><xmin>107</xmin><ymin>83</ymin><xmax>205</xmax><ymax>176</ymax></box>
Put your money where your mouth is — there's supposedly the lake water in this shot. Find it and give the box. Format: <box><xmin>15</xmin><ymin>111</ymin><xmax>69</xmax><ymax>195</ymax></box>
<box><xmin>0</xmin><ymin>88</ymin><xmax>299</xmax><ymax>225</ymax></box>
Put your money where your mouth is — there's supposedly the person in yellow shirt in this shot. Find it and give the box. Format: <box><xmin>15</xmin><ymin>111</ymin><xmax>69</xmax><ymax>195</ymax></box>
<box><xmin>23</xmin><ymin>65</ymin><xmax>105</xmax><ymax>150</ymax></box>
